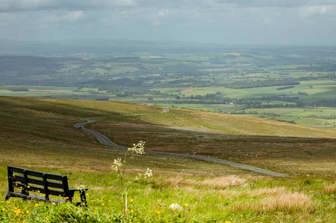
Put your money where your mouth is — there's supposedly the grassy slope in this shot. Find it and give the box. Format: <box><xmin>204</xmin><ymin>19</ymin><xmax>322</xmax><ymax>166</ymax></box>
<box><xmin>0</xmin><ymin>97</ymin><xmax>336</xmax><ymax>222</ymax></box>
<box><xmin>0</xmin><ymin>96</ymin><xmax>230</xmax><ymax>173</ymax></box>
<box><xmin>1</xmin><ymin>96</ymin><xmax>335</xmax><ymax>176</ymax></box>
<box><xmin>245</xmin><ymin>107</ymin><xmax>336</xmax><ymax>128</ymax></box>
<box><xmin>42</xmin><ymin>98</ymin><xmax>336</xmax><ymax>176</ymax></box>
<box><xmin>50</xmin><ymin>99</ymin><xmax>336</xmax><ymax>138</ymax></box>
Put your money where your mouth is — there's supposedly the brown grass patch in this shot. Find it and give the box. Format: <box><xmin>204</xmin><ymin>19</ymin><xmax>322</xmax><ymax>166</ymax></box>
<box><xmin>165</xmin><ymin>176</ymin><xmax>185</xmax><ymax>187</ymax></box>
<box><xmin>249</xmin><ymin>187</ymin><xmax>287</xmax><ymax>196</ymax></box>
<box><xmin>200</xmin><ymin>175</ymin><xmax>246</xmax><ymax>188</ymax></box>
<box><xmin>182</xmin><ymin>186</ymin><xmax>200</xmax><ymax>193</ymax></box>
<box><xmin>165</xmin><ymin>175</ymin><xmax>246</xmax><ymax>189</ymax></box>
<box><xmin>324</xmin><ymin>184</ymin><xmax>336</xmax><ymax>194</ymax></box>
<box><xmin>233</xmin><ymin>189</ymin><xmax>314</xmax><ymax>213</ymax></box>
<box><xmin>258</xmin><ymin>192</ymin><xmax>314</xmax><ymax>212</ymax></box>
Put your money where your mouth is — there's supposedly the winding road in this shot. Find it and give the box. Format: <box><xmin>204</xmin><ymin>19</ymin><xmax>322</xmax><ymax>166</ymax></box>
<box><xmin>74</xmin><ymin>119</ymin><xmax>288</xmax><ymax>177</ymax></box>
<box><xmin>74</xmin><ymin>120</ymin><xmax>125</xmax><ymax>149</ymax></box>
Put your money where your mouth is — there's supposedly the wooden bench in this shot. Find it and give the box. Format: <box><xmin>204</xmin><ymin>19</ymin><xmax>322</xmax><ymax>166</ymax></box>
<box><xmin>4</xmin><ymin>166</ymin><xmax>88</xmax><ymax>206</ymax></box>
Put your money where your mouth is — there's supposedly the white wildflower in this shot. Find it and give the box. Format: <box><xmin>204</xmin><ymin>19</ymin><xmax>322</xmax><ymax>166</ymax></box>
<box><xmin>128</xmin><ymin>140</ymin><xmax>146</xmax><ymax>155</ymax></box>
<box><xmin>112</xmin><ymin>158</ymin><xmax>123</xmax><ymax>171</ymax></box>
<box><xmin>144</xmin><ymin>168</ymin><xmax>153</xmax><ymax>178</ymax></box>
<box><xmin>169</xmin><ymin>203</ymin><xmax>183</xmax><ymax>211</ymax></box>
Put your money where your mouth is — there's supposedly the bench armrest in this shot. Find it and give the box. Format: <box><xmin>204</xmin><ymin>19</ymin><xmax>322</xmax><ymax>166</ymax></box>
<box><xmin>68</xmin><ymin>188</ymin><xmax>88</xmax><ymax>207</ymax></box>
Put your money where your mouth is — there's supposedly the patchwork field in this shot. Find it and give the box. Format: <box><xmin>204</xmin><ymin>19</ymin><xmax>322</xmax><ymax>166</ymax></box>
<box><xmin>0</xmin><ymin>97</ymin><xmax>335</xmax><ymax>222</ymax></box>
<box><xmin>1</xmin><ymin>48</ymin><xmax>336</xmax><ymax>130</ymax></box>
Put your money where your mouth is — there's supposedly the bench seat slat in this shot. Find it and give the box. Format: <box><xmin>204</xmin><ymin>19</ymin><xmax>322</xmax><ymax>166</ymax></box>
<box><xmin>9</xmin><ymin>192</ymin><xmax>67</xmax><ymax>203</ymax></box>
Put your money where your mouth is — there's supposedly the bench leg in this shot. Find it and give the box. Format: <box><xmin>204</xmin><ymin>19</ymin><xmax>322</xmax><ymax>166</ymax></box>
<box><xmin>4</xmin><ymin>191</ymin><xmax>11</xmax><ymax>201</ymax></box>
<box><xmin>79</xmin><ymin>190</ymin><xmax>87</xmax><ymax>207</ymax></box>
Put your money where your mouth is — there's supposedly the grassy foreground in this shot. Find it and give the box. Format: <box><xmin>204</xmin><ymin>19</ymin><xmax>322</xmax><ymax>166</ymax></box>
<box><xmin>0</xmin><ymin>97</ymin><xmax>335</xmax><ymax>222</ymax></box>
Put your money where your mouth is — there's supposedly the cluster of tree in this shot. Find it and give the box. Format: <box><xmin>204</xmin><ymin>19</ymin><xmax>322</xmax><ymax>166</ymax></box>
<box><xmin>297</xmin><ymin>73</ymin><xmax>336</xmax><ymax>81</ymax></box>
<box><xmin>222</xmin><ymin>79</ymin><xmax>299</xmax><ymax>89</ymax></box>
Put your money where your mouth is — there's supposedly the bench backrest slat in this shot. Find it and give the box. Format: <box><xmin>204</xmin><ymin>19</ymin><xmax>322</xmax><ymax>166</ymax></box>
<box><xmin>25</xmin><ymin>170</ymin><xmax>43</xmax><ymax>178</ymax></box>
<box><xmin>13</xmin><ymin>176</ymin><xmax>64</xmax><ymax>189</ymax></box>
<box><xmin>45</xmin><ymin>173</ymin><xmax>64</xmax><ymax>181</ymax></box>
<box><xmin>10</xmin><ymin>167</ymin><xmax>25</xmax><ymax>174</ymax></box>
<box><xmin>23</xmin><ymin>185</ymin><xmax>65</xmax><ymax>196</ymax></box>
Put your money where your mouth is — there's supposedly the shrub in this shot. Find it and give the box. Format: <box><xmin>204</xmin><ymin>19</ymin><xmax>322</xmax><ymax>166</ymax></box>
<box><xmin>49</xmin><ymin>204</ymin><xmax>100</xmax><ymax>223</ymax></box>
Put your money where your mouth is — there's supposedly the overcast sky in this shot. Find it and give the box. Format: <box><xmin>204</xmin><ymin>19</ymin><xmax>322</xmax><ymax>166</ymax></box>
<box><xmin>0</xmin><ymin>0</ymin><xmax>336</xmax><ymax>45</ymax></box>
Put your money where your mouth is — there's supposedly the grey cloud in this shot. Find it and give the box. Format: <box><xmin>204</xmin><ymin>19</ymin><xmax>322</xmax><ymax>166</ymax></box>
<box><xmin>3</xmin><ymin>0</ymin><xmax>336</xmax><ymax>14</ymax></box>
<box><xmin>0</xmin><ymin>0</ymin><xmax>336</xmax><ymax>45</ymax></box>
<box><xmin>216</xmin><ymin>0</ymin><xmax>336</xmax><ymax>7</ymax></box>
<box><xmin>0</xmin><ymin>0</ymin><xmax>136</xmax><ymax>12</ymax></box>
